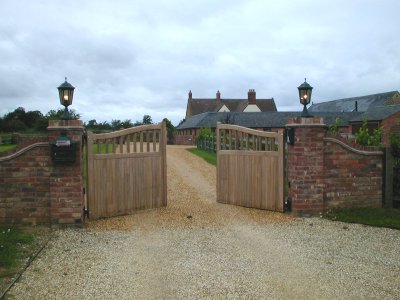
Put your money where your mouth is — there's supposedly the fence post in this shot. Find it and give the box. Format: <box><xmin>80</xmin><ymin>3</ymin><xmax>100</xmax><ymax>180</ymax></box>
<box><xmin>385</xmin><ymin>147</ymin><xmax>393</xmax><ymax>208</ymax></box>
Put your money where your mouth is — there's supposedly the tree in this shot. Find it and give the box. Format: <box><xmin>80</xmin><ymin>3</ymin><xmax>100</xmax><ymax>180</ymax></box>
<box><xmin>87</xmin><ymin>119</ymin><xmax>98</xmax><ymax>128</ymax></box>
<box><xmin>4</xmin><ymin>107</ymin><xmax>26</xmax><ymax>122</ymax></box>
<box><xmin>134</xmin><ymin>120</ymin><xmax>143</xmax><ymax>126</ymax></box>
<box><xmin>163</xmin><ymin>118</ymin><xmax>175</xmax><ymax>143</ymax></box>
<box><xmin>142</xmin><ymin>115</ymin><xmax>153</xmax><ymax>125</ymax></box>
<box><xmin>111</xmin><ymin>119</ymin><xmax>122</xmax><ymax>130</ymax></box>
<box><xmin>45</xmin><ymin>108</ymin><xmax>80</xmax><ymax>120</ymax></box>
<box><xmin>121</xmin><ymin>119</ymin><xmax>133</xmax><ymax>129</ymax></box>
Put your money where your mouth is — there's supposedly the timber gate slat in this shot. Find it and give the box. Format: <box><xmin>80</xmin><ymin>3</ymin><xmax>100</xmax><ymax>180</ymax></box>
<box><xmin>87</xmin><ymin>122</ymin><xmax>167</xmax><ymax>219</ymax></box>
<box><xmin>216</xmin><ymin>123</ymin><xmax>284</xmax><ymax>212</ymax></box>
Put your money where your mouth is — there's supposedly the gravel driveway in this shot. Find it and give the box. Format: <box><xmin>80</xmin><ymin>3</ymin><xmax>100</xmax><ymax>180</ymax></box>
<box><xmin>7</xmin><ymin>145</ymin><xmax>400</xmax><ymax>299</ymax></box>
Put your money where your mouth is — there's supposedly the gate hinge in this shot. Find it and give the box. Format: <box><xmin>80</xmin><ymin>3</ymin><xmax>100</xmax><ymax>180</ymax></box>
<box><xmin>83</xmin><ymin>207</ymin><xmax>89</xmax><ymax>218</ymax></box>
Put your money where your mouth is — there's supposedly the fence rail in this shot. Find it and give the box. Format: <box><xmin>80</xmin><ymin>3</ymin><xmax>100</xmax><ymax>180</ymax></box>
<box><xmin>217</xmin><ymin>124</ymin><xmax>279</xmax><ymax>152</ymax></box>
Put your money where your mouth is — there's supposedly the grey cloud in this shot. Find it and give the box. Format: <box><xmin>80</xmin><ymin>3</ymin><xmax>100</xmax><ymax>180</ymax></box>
<box><xmin>0</xmin><ymin>0</ymin><xmax>399</xmax><ymax>125</ymax></box>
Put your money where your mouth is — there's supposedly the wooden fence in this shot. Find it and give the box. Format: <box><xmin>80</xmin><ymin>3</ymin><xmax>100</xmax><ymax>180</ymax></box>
<box><xmin>216</xmin><ymin>123</ymin><xmax>284</xmax><ymax>211</ymax></box>
<box><xmin>197</xmin><ymin>136</ymin><xmax>216</xmax><ymax>153</ymax></box>
<box><xmin>87</xmin><ymin>122</ymin><xmax>167</xmax><ymax>219</ymax></box>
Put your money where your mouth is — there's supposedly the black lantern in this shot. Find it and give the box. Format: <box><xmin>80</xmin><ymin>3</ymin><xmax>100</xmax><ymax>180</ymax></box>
<box><xmin>297</xmin><ymin>78</ymin><xmax>313</xmax><ymax>118</ymax></box>
<box><xmin>57</xmin><ymin>77</ymin><xmax>75</xmax><ymax>120</ymax></box>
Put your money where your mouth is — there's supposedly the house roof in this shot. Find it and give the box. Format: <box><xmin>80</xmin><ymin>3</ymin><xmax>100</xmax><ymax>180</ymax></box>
<box><xmin>309</xmin><ymin>91</ymin><xmax>399</xmax><ymax>112</ymax></box>
<box><xmin>349</xmin><ymin>104</ymin><xmax>400</xmax><ymax>122</ymax></box>
<box><xmin>177</xmin><ymin>111</ymin><xmax>363</xmax><ymax>130</ymax></box>
<box><xmin>187</xmin><ymin>98</ymin><xmax>276</xmax><ymax>117</ymax></box>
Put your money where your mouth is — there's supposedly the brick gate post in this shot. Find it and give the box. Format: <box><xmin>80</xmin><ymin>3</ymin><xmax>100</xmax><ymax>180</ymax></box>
<box><xmin>48</xmin><ymin>120</ymin><xmax>84</xmax><ymax>226</ymax></box>
<box><xmin>286</xmin><ymin>117</ymin><xmax>327</xmax><ymax>216</ymax></box>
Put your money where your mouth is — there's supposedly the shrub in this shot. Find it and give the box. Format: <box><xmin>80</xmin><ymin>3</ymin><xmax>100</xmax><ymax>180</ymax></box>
<box><xmin>328</xmin><ymin>117</ymin><xmax>341</xmax><ymax>135</ymax></box>
<box><xmin>197</xmin><ymin>128</ymin><xmax>214</xmax><ymax>142</ymax></box>
<box><xmin>355</xmin><ymin>120</ymin><xmax>383</xmax><ymax>147</ymax></box>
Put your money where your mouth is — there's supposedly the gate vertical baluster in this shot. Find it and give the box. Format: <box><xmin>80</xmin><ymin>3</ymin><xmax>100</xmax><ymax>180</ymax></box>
<box><xmin>133</xmin><ymin>133</ymin><xmax>137</xmax><ymax>153</ymax></box>
<box><xmin>140</xmin><ymin>131</ymin><xmax>144</xmax><ymax>152</ymax></box>
<box><xmin>146</xmin><ymin>131</ymin><xmax>150</xmax><ymax>152</ymax></box>
<box><xmin>153</xmin><ymin>130</ymin><xmax>157</xmax><ymax>152</ymax></box>
<box><xmin>234</xmin><ymin>130</ymin><xmax>238</xmax><ymax>150</ymax></box>
<box><xmin>227</xmin><ymin>130</ymin><xmax>230</xmax><ymax>150</ymax></box>
<box><xmin>113</xmin><ymin>138</ymin><xmax>117</xmax><ymax>153</ymax></box>
<box><xmin>127</xmin><ymin>134</ymin><xmax>131</xmax><ymax>153</ymax></box>
<box><xmin>119</xmin><ymin>136</ymin><xmax>123</xmax><ymax>153</ymax></box>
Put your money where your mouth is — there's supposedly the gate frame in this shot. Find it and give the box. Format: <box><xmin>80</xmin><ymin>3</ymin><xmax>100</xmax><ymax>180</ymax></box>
<box><xmin>216</xmin><ymin>123</ymin><xmax>284</xmax><ymax>212</ymax></box>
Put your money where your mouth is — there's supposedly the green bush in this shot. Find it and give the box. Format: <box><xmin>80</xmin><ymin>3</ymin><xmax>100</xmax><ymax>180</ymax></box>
<box><xmin>196</xmin><ymin>128</ymin><xmax>214</xmax><ymax>142</ymax></box>
<box><xmin>328</xmin><ymin>117</ymin><xmax>341</xmax><ymax>135</ymax></box>
<box><xmin>355</xmin><ymin>120</ymin><xmax>383</xmax><ymax>147</ymax></box>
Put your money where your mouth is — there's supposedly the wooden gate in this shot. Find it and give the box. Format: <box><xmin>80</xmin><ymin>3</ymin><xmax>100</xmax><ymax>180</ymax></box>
<box><xmin>216</xmin><ymin>123</ymin><xmax>284</xmax><ymax>211</ymax></box>
<box><xmin>87</xmin><ymin>122</ymin><xmax>167</xmax><ymax>219</ymax></box>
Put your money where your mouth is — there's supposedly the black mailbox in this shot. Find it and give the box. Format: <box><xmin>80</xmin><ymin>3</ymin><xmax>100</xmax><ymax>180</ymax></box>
<box><xmin>51</xmin><ymin>134</ymin><xmax>77</xmax><ymax>163</ymax></box>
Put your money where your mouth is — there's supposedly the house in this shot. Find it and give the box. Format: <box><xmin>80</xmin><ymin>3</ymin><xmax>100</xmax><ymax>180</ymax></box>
<box><xmin>175</xmin><ymin>90</ymin><xmax>400</xmax><ymax>145</ymax></box>
<box><xmin>175</xmin><ymin>111</ymin><xmax>355</xmax><ymax>145</ymax></box>
<box><xmin>185</xmin><ymin>89</ymin><xmax>277</xmax><ymax>119</ymax></box>
<box><xmin>176</xmin><ymin>107</ymin><xmax>400</xmax><ymax>146</ymax></box>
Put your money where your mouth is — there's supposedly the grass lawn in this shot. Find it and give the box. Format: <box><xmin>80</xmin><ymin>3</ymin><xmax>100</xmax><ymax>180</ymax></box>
<box><xmin>323</xmin><ymin>207</ymin><xmax>400</xmax><ymax>230</ymax></box>
<box><xmin>0</xmin><ymin>145</ymin><xmax>16</xmax><ymax>153</ymax></box>
<box><xmin>0</xmin><ymin>225</ymin><xmax>51</xmax><ymax>295</ymax></box>
<box><xmin>0</xmin><ymin>226</ymin><xmax>35</xmax><ymax>277</ymax></box>
<box><xmin>187</xmin><ymin>148</ymin><xmax>217</xmax><ymax>166</ymax></box>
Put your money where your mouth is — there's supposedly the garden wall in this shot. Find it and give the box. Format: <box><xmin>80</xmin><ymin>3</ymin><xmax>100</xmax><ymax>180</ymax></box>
<box><xmin>174</xmin><ymin>134</ymin><xmax>195</xmax><ymax>145</ymax></box>
<box><xmin>0</xmin><ymin>143</ymin><xmax>51</xmax><ymax>224</ymax></box>
<box><xmin>323</xmin><ymin>137</ymin><xmax>382</xmax><ymax>209</ymax></box>
<box><xmin>0</xmin><ymin>120</ymin><xmax>84</xmax><ymax>226</ymax></box>
<box><xmin>287</xmin><ymin>117</ymin><xmax>384</xmax><ymax>216</ymax></box>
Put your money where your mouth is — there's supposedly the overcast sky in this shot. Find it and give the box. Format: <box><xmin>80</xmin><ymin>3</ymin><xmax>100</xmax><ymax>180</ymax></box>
<box><xmin>1</xmin><ymin>0</ymin><xmax>399</xmax><ymax>125</ymax></box>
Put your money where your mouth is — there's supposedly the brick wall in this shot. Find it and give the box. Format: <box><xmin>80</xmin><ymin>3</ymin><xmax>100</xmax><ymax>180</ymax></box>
<box><xmin>324</xmin><ymin>138</ymin><xmax>382</xmax><ymax>209</ymax></box>
<box><xmin>287</xmin><ymin>117</ymin><xmax>326</xmax><ymax>216</ymax></box>
<box><xmin>174</xmin><ymin>134</ymin><xmax>195</xmax><ymax>145</ymax></box>
<box><xmin>0</xmin><ymin>120</ymin><xmax>84</xmax><ymax>226</ymax></box>
<box><xmin>287</xmin><ymin>116</ymin><xmax>384</xmax><ymax>216</ymax></box>
<box><xmin>381</xmin><ymin>111</ymin><xmax>400</xmax><ymax>145</ymax></box>
<box><xmin>0</xmin><ymin>144</ymin><xmax>51</xmax><ymax>224</ymax></box>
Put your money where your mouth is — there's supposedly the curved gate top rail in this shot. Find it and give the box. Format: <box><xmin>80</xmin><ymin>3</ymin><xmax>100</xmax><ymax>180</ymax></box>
<box><xmin>217</xmin><ymin>123</ymin><xmax>281</xmax><ymax>152</ymax></box>
<box><xmin>89</xmin><ymin>123</ymin><xmax>164</xmax><ymax>156</ymax></box>
<box><xmin>87</xmin><ymin>122</ymin><xmax>167</xmax><ymax>219</ymax></box>
<box><xmin>216</xmin><ymin>123</ymin><xmax>284</xmax><ymax>212</ymax></box>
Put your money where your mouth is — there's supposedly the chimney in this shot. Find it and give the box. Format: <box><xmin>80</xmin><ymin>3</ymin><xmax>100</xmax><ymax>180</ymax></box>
<box><xmin>216</xmin><ymin>90</ymin><xmax>221</xmax><ymax>102</ymax></box>
<box><xmin>248</xmin><ymin>89</ymin><xmax>256</xmax><ymax>104</ymax></box>
<box><xmin>188</xmin><ymin>90</ymin><xmax>192</xmax><ymax>100</ymax></box>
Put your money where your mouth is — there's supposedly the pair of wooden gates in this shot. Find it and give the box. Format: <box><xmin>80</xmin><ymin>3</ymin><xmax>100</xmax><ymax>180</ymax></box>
<box><xmin>216</xmin><ymin>123</ymin><xmax>285</xmax><ymax>212</ymax></box>
<box><xmin>86</xmin><ymin>122</ymin><xmax>167</xmax><ymax>219</ymax></box>
<box><xmin>86</xmin><ymin>121</ymin><xmax>283</xmax><ymax>219</ymax></box>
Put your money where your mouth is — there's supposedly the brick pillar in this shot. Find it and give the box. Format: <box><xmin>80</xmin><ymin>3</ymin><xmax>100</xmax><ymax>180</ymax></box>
<box><xmin>286</xmin><ymin>117</ymin><xmax>327</xmax><ymax>216</ymax></box>
<box><xmin>48</xmin><ymin>120</ymin><xmax>84</xmax><ymax>226</ymax></box>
